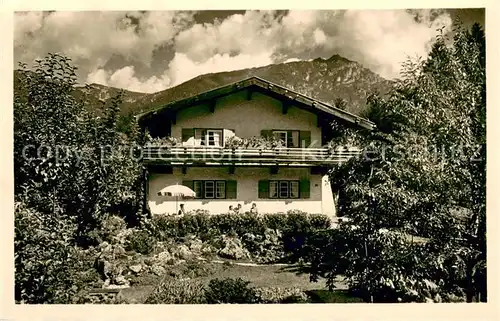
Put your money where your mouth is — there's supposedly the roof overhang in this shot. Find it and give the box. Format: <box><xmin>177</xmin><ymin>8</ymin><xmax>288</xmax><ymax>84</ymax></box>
<box><xmin>136</xmin><ymin>76</ymin><xmax>376</xmax><ymax>130</ymax></box>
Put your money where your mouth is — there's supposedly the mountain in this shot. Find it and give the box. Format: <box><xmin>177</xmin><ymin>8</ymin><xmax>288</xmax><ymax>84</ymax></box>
<box><xmin>14</xmin><ymin>54</ymin><xmax>394</xmax><ymax>118</ymax></box>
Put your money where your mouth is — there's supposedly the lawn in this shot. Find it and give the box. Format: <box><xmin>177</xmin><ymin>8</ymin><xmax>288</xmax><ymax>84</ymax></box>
<box><xmin>118</xmin><ymin>259</ymin><xmax>361</xmax><ymax>303</ymax></box>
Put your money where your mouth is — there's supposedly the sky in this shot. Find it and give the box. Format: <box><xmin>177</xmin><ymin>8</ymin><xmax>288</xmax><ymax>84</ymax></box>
<box><xmin>13</xmin><ymin>9</ymin><xmax>485</xmax><ymax>93</ymax></box>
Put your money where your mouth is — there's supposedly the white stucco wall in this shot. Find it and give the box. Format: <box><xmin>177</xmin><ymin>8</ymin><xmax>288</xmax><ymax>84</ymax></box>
<box><xmin>171</xmin><ymin>91</ymin><xmax>322</xmax><ymax>146</ymax></box>
<box><xmin>321</xmin><ymin>174</ymin><xmax>336</xmax><ymax>216</ymax></box>
<box><xmin>148</xmin><ymin>167</ymin><xmax>337</xmax><ymax>215</ymax></box>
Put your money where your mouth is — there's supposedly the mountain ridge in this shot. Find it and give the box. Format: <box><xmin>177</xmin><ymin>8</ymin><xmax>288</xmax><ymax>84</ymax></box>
<box><xmin>14</xmin><ymin>54</ymin><xmax>394</xmax><ymax>118</ymax></box>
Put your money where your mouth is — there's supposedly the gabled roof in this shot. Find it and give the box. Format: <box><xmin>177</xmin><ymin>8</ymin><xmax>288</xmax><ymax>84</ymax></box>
<box><xmin>136</xmin><ymin>76</ymin><xmax>376</xmax><ymax>130</ymax></box>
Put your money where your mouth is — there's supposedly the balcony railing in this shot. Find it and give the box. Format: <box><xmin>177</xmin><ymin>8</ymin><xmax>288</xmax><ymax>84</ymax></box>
<box><xmin>142</xmin><ymin>145</ymin><xmax>362</xmax><ymax>166</ymax></box>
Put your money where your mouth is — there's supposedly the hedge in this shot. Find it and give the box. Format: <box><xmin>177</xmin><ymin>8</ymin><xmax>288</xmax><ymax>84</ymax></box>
<box><xmin>147</xmin><ymin>211</ymin><xmax>332</xmax><ymax>263</ymax></box>
<box><xmin>149</xmin><ymin>210</ymin><xmax>331</xmax><ymax>241</ymax></box>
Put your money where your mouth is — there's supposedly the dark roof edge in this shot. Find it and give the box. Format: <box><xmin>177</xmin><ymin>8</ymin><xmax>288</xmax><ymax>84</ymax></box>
<box><xmin>135</xmin><ymin>76</ymin><xmax>376</xmax><ymax>130</ymax></box>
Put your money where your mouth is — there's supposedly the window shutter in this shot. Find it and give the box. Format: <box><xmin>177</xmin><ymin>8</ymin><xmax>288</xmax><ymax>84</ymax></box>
<box><xmin>261</xmin><ymin>130</ymin><xmax>272</xmax><ymax>138</ymax></box>
<box><xmin>182</xmin><ymin>128</ymin><xmax>195</xmax><ymax>143</ymax></box>
<box><xmin>182</xmin><ymin>180</ymin><xmax>194</xmax><ymax>190</ymax></box>
<box><xmin>300</xmin><ymin>131</ymin><xmax>311</xmax><ymax>147</ymax></box>
<box><xmin>299</xmin><ymin>179</ymin><xmax>310</xmax><ymax>199</ymax></box>
<box><xmin>290</xmin><ymin>131</ymin><xmax>300</xmax><ymax>147</ymax></box>
<box><xmin>226</xmin><ymin>180</ymin><xmax>237</xmax><ymax>199</ymax></box>
<box><xmin>258</xmin><ymin>180</ymin><xmax>269</xmax><ymax>199</ymax></box>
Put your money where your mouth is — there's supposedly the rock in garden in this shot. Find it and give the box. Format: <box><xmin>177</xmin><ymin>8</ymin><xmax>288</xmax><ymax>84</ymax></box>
<box><xmin>219</xmin><ymin>236</ymin><xmax>251</xmax><ymax>260</ymax></box>
<box><xmin>115</xmin><ymin>275</ymin><xmax>130</xmax><ymax>286</ymax></box>
<box><xmin>189</xmin><ymin>238</ymin><xmax>203</xmax><ymax>254</ymax></box>
<box><xmin>151</xmin><ymin>265</ymin><xmax>166</xmax><ymax>276</ymax></box>
<box><xmin>201</xmin><ymin>244</ymin><xmax>213</xmax><ymax>256</ymax></box>
<box><xmin>129</xmin><ymin>264</ymin><xmax>142</xmax><ymax>274</ymax></box>
<box><xmin>176</xmin><ymin>244</ymin><xmax>193</xmax><ymax>260</ymax></box>
<box><xmin>143</xmin><ymin>257</ymin><xmax>155</xmax><ymax>266</ymax></box>
<box><xmin>156</xmin><ymin>250</ymin><xmax>176</xmax><ymax>265</ymax></box>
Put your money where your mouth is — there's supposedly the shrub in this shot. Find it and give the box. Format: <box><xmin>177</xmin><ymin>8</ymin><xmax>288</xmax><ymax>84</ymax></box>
<box><xmin>150</xmin><ymin>214</ymin><xmax>179</xmax><ymax>240</ymax></box>
<box><xmin>254</xmin><ymin>287</ymin><xmax>308</xmax><ymax>303</ymax></box>
<box><xmin>145</xmin><ymin>279</ymin><xmax>206</xmax><ymax>304</ymax></box>
<box><xmin>305</xmin><ymin>289</ymin><xmax>365</xmax><ymax>303</ymax></box>
<box><xmin>99</xmin><ymin>215</ymin><xmax>127</xmax><ymax>244</ymax></box>
<box><xmin>126</xmin><ymin>230</ymin><xmax>156</xmax><ymax>255</ymax></box>
<box><xmin>281</xmin><ymin>212</ymin><xmax>331</xmax><ymax>262</ymax></box>
<box><xmin>15</xmin><ymin>202</ymin><xmax>81</xmax><ymax>303</ymax></box>
<box><xmin>148</xmin><ymin>212</ymin><xmax>332</xmax><ymax>262</ymax></box>
<box><xmin>204</xmin><ymin>278</ymin><xmax>259</xmax><ymax>304</ymax></box>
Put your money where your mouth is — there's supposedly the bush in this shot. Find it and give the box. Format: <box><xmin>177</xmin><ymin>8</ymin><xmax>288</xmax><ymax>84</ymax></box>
<box><xmin>204</xmin><ymin>278</ymin><xmax>259</xmax><ymax>304</ymax></box>
<box><xmin>126</xmin><ymin>230</ymin><xmax>156</xmax><ymax>255</ymax></box>
<box><xmin>254</xmin><ymin>287</ymin><xmax>308</xmax><ymax>303</ymax></box>
<box><xmin>148</xmin><ymin>212</ymin><xmax>332</xmax><ymax>262</ymax></box>
<box><xmin>99</xmin><ymin>215</ymin><xmax>127</xmax><ymax>244</ymax></box>
<box><xmin>15</xmin><ymin>202</ymin><xmax>81</xmax><ymax>303</ymax></box>
<box><xmin>145</xmin><ymin>279</ymin><xmax>206</xmax><ymax>304</ymax></box>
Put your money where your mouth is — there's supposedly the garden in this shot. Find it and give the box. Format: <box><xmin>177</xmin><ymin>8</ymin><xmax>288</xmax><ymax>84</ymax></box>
<box><xmin>72</xmin><ymin>210</ymin><xmax>364</xmax><ymax>304</ymax></box>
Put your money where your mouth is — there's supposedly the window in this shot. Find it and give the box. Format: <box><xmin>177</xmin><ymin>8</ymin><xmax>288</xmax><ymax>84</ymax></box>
<box><xmin>204</xmin><ymin>181</ymin><xmax>215</xmax><ymax>198</ymax></box>
<box><xmin>272</xmin><ymin>130</ymin><xmax>299</xmax><ymax>147</ymax></box>
<box><xmin>194</xmin><ymin>129</ymin><xmax>204</xmax><ymax>146</ymax></box>
<box><xmin>216</xmin><ymin>181</ymin><xmax>226</xmax><ymax>199</ymax></box>
<box><xmin>192</xmin><ymin>129</ymin><xmax>224</xmax><ymax>147</ymax></box>
<box><xmin>193</xmin><ymin>180</ymin><xmax>228</xmax><ymax>199</ymax></box>
<box><xmin>273</xmin><ymin>131</ymin><xmax>287</xmax><ymax>145</ymax></box>
<box><xmin>270</xmin><ymin>181</ymin><xmax>279</xmax><ymax>199</ymax></box>
<box><xmin>279</xmin><ymin>181</ymin><xmax>289</xmax><ymax>198</ymax></box>
<box><xmin>206</xmin><ymin>130</ymin><xmax>223</xmax><ymax>147</ymax></box>
<box><xmin>269</xmin><ymin>180</ymin><xmax>300</xmax><ymax>199</ymax></box>
<box><xmin>193</xmin><ymin>181</ymin><xmax>203</xmax><ymax>198</ymax></box>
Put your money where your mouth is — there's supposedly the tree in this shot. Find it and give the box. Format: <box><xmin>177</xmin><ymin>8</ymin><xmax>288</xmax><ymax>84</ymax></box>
<box><xmin>14</xmin><ymin>53</ymin><xmax>146</xmax><ymax>302</ymax></box>
<box><xmin>307</xmin><ymin>23</ymin><xmax>486</xmax><ymax>302</ymax></box>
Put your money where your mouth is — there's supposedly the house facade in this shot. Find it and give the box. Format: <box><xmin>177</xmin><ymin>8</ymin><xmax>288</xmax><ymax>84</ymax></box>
<box><xmin>137</xmin><ymin>77</ymin><xmax>374</xmax><ymax>216</ymax></box>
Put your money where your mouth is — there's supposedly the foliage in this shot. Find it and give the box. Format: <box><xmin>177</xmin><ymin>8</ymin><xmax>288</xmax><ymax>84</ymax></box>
<box><xmin>150</xmin><ymin>211</ymin><xmax>329</xmax><ymax>240</ymax></box>
<box><xmin>306</xmin><ymin>23</ymin><xmax>486</xmax><ymax>302</ymax></box>
<box><xmin>15</xmin><ymin>202</ymin><xmax>79</xmax><ymax>303</ymax></box>
<box><xmin>144</xmin><ymin>135</ymin><xmax>181</xmax><ymax>147</ymax></box>
<box><xmin>98</xmin><ymin>215</ymin><xmax>128</xmax><ymax>244</ymax></box>
<box><xmin>254</xmin><ymin>287</ymin><xmax>308</xmax><ymax>303</ymax></box>
<box><xmin>14</xmin><ymin>53</ymin><xmax>147</xmax><ymax>302</ymax></box>
<box><xmin>14</xmin><ymin>53</ymin><xmax>146</xmax><ymax>247</ymax></box>
<box><xmin>126</xmin><ymin>230</ymin><xmax>156</xmax><ymax>255</ymax></box>
<box><xmin>148</xmin><ymin>212</ymin><xmax>331</xmax><ymax>262</ymax></box>
<box><xmin>145</xmin><ymin>279</ymin><xmax>207</xmax><ymax>304</ymax></box>
<box><xmin>204</xmin><ymin>278</ymin><xmax>259</xmax><ymax>304</ymax></box>
<box><xmin>305</xmin><ymin>289</ymin><xmax>365</xmax><ymax>303</ymax></box>
<box><xmin>225</xmin><ymin>135</ymin><xmax>285</xmax><ymax>149</ymax></box>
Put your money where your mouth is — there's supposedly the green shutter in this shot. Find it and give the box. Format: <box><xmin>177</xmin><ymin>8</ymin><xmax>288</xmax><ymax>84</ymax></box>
<box><xmin>300</xmin><ymin>131</ymin><xmax>311</xmax><ymax>147</ymax></box>
<box><xmin>258</xmin><ymin>180</ymin><xmax>269</xmax><ymax>199</ymax></box>
<box><xmin>182</xmin><ymin>180</ymin><xmax>194</xmax><ymax>190</ymax></box>
<box><xmin>226</xmin><ymin>180</ymin><xmax>237</xmax><ymax>199</ymax></box>
<box><xmin>182</xmin><ymin>128</ymin><xmax>195</xmax><ymax>143</ymax></box>
<box><xmin>261</xmin><ymin>130</ymin><xmax>272</xmax><ymax>138</ymax></box>
<box><xmin>300</xmin><ymin>179</ymin><xmax>310</xmax><ymax>199</ymax></box>
<box><xmin>286</xmin><ymin>131</ymin><xmax>294</xmax><ymax>147</ymax></box>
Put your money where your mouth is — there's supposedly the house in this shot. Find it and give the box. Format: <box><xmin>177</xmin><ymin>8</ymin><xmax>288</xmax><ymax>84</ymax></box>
<box><xmin>137</xmin><ymin>76</ymin><xmax>375</xmax><ymax>216</ymax></box>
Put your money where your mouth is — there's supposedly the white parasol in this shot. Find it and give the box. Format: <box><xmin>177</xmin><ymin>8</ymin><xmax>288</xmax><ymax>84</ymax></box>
<box><xmin>158</xmin><ymin>183</ymin><xmax>196</xmax><ymax>213</ymax></box>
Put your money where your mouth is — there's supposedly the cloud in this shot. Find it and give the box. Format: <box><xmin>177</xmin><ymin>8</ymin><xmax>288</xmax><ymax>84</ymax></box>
<box><xmin>87</xmin><ymin>66</ymin><xmax>172</xmax><ymax>93</ymax></box>
<box><xmin>167</xmin><ymin>52</ymin><xmax>274</xmax><ymax>87</ymax></box>
<box><xmin>15</xmin><ymin>9</ymin><xmax>453</xmax><ymax>93</ymax></box>
<box><xmin>172</xmin><ymin>9</ymin><xmax>452</xmax><ymax>81</ymax></box>
<box><xmin>14</xmin><ymin>11</ymin><xmax>194</xmax><ymax>83</ymax></box>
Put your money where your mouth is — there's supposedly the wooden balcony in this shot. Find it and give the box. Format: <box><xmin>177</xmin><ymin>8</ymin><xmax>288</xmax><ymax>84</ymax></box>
<box><xmin>142</xmin><ymin>145</ymin><xmax>362</xmax><ymax>167</ymax></box>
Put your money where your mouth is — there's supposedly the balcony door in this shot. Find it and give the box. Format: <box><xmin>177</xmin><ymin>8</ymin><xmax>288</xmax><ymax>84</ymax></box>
<box><xmin>206</xmin><ymin>129</ymin><xmax>223</xmax><ymax>147</ymax></box>
<box><xmin>273</xmin><ymin>130</ymin><xmax>300</xmax><ymax>148</ymax></box>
